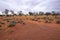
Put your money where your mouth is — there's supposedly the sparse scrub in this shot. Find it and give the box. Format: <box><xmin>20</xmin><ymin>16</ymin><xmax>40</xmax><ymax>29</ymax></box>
<box><xmin>0</xmin><ymin>10</ymin><xmax>60</xmax><ymax>29</ymax></box>
<box><xmin>31</xmin><ymin>18</ymin><xmax>38</xmax><ymax>21</ymax></box>
<box><xmin>17</xmin><ymin>20</ymin><xmax>26</xmax><ymax>25</ymax></box>
<box><xmin>17</xmin><ymin>19</ymin><xmax>23</xmax><ymax>23</ymax></box>
<box><xmin>3</xmin><ymin>18</ymin><xmax>12</xmax><ymax>21</ymax></box>
<box><xmin>44</xmin><ymin>17</ymin><xmax>51</xmax><ymax>23</ymax></box>
<box><xmin>31</xmin><ymin>16</ymin><xmax>39</xmax><ymax>21</ymax></box>
<box><xmin>45</xmin><ymin>20</ymin><xmax>51</xmax><ymax>23</ymax></box>
<box><xmin>55</xmin><ymin>16</ymin><xmax>60</xmax><ymax>19</ymax></box>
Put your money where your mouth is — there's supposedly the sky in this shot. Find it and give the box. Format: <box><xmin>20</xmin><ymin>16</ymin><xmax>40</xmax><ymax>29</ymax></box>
<box><xmin>0</xmin><ymin>0</ymin><xmax>60</xmax><ymax>13</ymax></box>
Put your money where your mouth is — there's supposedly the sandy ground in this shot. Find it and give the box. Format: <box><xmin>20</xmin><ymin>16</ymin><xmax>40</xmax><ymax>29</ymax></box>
<box><xmin>0</xmin><ymin>20</ymin><xmax>60</xmax><ymax>40</ymax></box>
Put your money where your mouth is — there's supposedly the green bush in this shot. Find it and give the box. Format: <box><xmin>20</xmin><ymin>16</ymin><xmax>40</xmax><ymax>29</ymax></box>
<box><xmin>8</xmin><ymin>21</ymin><xmax>16</xmax><ymax>27</ymax></box>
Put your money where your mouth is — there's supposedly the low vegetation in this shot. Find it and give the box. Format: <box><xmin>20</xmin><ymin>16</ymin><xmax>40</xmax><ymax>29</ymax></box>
<box><xmin>8</xmin><ymin>21</ymin><xmax>16</xmax><ymax>27</ymax></box>
<box><xmin>56</xmin><ymin>20</ymin><xmax>60</xmax><ymax>24</ymax></box>
<box><xmin>0</xmin><ymin>9</ymin><xmax>60</xmax><ymax>30</ymax></box>
<box><xmin>17</xmin><ymin>20</ymin><xmax>26</xmax><ymax>25</ymax></box>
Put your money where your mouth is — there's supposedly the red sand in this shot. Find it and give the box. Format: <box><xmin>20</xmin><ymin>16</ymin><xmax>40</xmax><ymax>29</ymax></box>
<box><xmin>0</xmin><ymin>20</ymin><xmax>60</xmax><ymax>40</ymax></box>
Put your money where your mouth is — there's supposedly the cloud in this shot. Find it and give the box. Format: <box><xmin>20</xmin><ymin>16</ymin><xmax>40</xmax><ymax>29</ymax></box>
<box><xmin>0</xmin><ymin>0</ymin><xmax>60</xmax><ymax>13</ymax></box>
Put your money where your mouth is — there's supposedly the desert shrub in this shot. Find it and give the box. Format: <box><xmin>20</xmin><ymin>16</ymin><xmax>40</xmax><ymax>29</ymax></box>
<box><xmin>45</xmin><ymin>20</ymin><xmax>51</xmax><ymax>23</ymax></box>
<box><xmin>55</xmin><ymin>16</ymin><xmax>60</xmax><ymax>19</ymax></box>
<box><xmin>3</xmin><ymin>18</ymin><xmax>12</xmax><ymax>21</ymax></box>
<box><xmin>31</xmin><ymin>17</ymin><xmax>39</xmax><ymax>21</ymax></box>
<box><xmin>8</xmin><ymin>21</ymin><xmax>16</xmax><ymax>27</ymax></box>
<box><xmin>37</xmin><ymin>17</ymin><xmax>40</xmax><ymax>20</ymax></box>
<box><xmin>45</xmin><ymin>18</ymin><xmax>51</xmax><ymax>23</ymax></box>
<box><xmin>56</xmin><ymin>20</ymin><xmax>60</xmax><ymax>24</ymax></box>
<box><xmin>43</xmin><ymin>17</ymin><xmax>46</xmax><ymax>19</ymax></box>
<box><xmin>17</xmin><ymin>20</ymin><xmax>26</xmax><ymax>25</ymax></box>
<box><xmin>48</xmin><ymin>18</ymin><xmax>53</xmax><ymax>21</ymax></box>
<box><xmin>31</xmin><ymin>18</ymin><xmax>38</xmax><ymax>21</ymax></box>
<box><xmin>44</xmin><ymin>17</ymin><xmax>53</xmax><ymax>23</ymax></box>
<box><xmin>17</xmin><ymin>20</ymin><xmax>23</xmax><ymax>23</ymax></box>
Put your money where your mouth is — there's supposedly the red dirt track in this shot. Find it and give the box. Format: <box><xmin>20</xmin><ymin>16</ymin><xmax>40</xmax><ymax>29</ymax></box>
<box><xmin>0</xmin><ymin>20</ymin><xmax>60</xmax><ymax>40</ymax></box>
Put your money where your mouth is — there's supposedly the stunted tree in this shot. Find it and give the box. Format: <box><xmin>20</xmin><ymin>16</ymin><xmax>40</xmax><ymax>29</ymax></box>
<box><xmin>35</xmin><ymin>12</ymin><xmax>39</xmax><ymax>16</ymax></box>
<box><xmin>18</xmin><ymin>11</ymin><xmax>24</xmax><ymax>16</ymax></box>
<box><xmin>52</xmin><ymin>11</ymin><xmax>56</xmax><ymax>15</ymax></box>
<box><xmin>52</xmin><ymin>11</ymin><xmax>60</xmax><ymax>15</ymax></box>
<box><xmin>45</xmin><ymin>12</ymin><xmax>51</xmax><ymax>16</ymax></box>
<box><xmin>5</xmin><ymin>9</ymin><xmax>9</xmax><ymax>16</ymax></box>
<box><xmin>10</xmin><ymin>10</ymin><xmax>14</xmax><ymax>15</ymax></box>
<box><xmin>52</xmin><ymin>11</ymin><xmax>55</xmax><ymax>14</ymax></box>
<box><xmin>29</xmin><ymin>12</ymin><xmax>34</xmax><ymax>16</ymax></box>
<box><xmin>10</xmin><ymin>10</ymin><xmax>16</xmax><ymax>16</ymax></box>
<box><xmin>56</xmin><ymin>12</ymin><xmax>60</xmax><ymax>15</ymax></box>
<box><xmin>39</xmin><ymin>11</ymin><xmax>44</xmax><ymax>15</ymax></box>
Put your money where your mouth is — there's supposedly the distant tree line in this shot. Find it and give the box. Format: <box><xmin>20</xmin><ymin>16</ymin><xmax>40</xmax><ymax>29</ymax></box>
<box><xmin>0</xmin><ymin>9</ymin><xmax>60</xmax><ymax>16</ymax></box>
<box><xmin>28</xmin><ymin>11</ymin><xmax>60</xmax><ymax>16</ymax></box>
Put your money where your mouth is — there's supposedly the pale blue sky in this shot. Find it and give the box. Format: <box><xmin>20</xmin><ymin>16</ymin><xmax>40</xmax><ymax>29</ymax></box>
<box><xmin>0</xmin><ymin>0</ymin><xmax>60</xmax><ymax>13</ymax></box>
